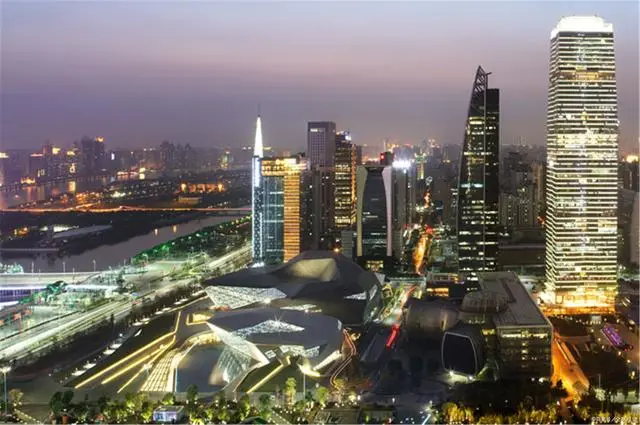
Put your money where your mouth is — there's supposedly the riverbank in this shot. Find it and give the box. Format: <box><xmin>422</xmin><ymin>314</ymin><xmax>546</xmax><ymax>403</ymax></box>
<box><xmin>0</xmin><ymin>214</ymin><xmax>247</xmax><ymax>272</ymax></box>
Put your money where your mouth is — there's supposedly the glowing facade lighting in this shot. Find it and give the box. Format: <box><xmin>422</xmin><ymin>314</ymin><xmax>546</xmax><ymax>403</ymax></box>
<box><xmin>252</xmin><ymin>114</ymin><xmax>264</xmax><ymax>262</ymax></box>
<box><xmin>457</xmin><ymin>66</ymin><xmax>500</xmax><ymax>281</ymax></box>
<box><xmin>545</xmin><ymin>16</ymin><xmax>619</xmax><ymax>306</ymax></box>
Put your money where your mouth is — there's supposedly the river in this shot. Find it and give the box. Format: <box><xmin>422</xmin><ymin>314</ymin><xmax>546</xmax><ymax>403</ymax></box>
<box><xmin>0</xmin><ymin>177</ymin><xmax>113</xmax><ymax>209</ymax></box>
<box><xmin>2</xmin><ymin>215</ymin><xmax>242</xmax><ymax>273</ymax></box>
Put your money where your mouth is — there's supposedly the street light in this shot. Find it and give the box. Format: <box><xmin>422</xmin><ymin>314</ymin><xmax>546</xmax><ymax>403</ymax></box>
<box><xmin>0</xmin><ymin>366</ymin><xmax>10</xmax><ymax>414</ymax></box>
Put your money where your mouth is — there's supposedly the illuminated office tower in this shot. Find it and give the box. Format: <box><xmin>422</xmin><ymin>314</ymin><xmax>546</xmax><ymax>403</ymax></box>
<box><xmin>356</xmin><ymin>165</ymin><xmax>393</xmax><ymax>271</ymax></box>
<box><xmin>252</xmin><ymin>115</ymin><xmax>264</xmax><ymax>262</ymax></box>
<box><xmin>545</xmin><ymin>16</ymin><xmax>619</xmax><ymax>307</ymax></box>
<box><xmin>261</xmin><ymin>156</ymin><xmax>307</xmax><ymax>264</ymax></box>
<box><xmin>308</xmin><ymin>121</ymin><xmax>337</xmax><ymax>248</ymax></box>
<box><xmin>334</xmin><ymin>131</ymin><xmax>358</xmax><ymax>231</ymax></box>
<box><xmin>457</xmin><ymin>66</ymin><xmax>500</xmax><ymax>281</ymax></box>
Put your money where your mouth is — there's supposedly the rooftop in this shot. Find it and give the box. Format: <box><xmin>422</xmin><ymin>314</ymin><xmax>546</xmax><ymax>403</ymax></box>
<box><xmin>476</xmin><ymin>272</ymin><xmax>551</xmax><ymax>328</ymax></box>
<box><xmin>551</xmin><ymin>16</ymin><xmax>613</xmax><ymax>39</ymax></box>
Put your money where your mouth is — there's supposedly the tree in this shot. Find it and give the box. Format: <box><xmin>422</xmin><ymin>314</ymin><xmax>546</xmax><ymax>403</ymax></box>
<box><xmin>186</xmin><ymin>384</ymin><xmax>199</xmax><ymax>404</ymax></box>
<box><xmin>140</xmin><ymin>401</ymin><xmax>154</xmax><ymax>423</ymax></box>
<box><xmin>218</xmin><ymin>407</ymin><xmax>230</xmax><ymax>423</ymax></box>
<box><xmin>441</xmin><ymin>402</ymin><xmax>458</xmax><ymax>424</ymax></box>
<box><xmin>574</xmin><ymin>404</ymin><xmax>591</xmax><ymax>423</ymax></box>
<box><xmin>258</xmin><ymin>393</ymin><xmax>272</xmax><ymax>418</ymax></box>
<box><xmin>478</xmin><ymin>414</ymin><xmax>503</xmax><ymax>424</ymax></box>
<box><xmin>161</xmin><ymin>392</ymin><xmax>175</xmax><ymax>405</ymax></box>
<box><xmin>8</xmin><ymin>389</ymin><xmax>23</xmax><ymax>409</ymax></box>
<box><xmin>49</xmin><ymin>392</ymin><xmax>64</xmax><ymax>416</ymax></box>
<box><xmin>97</xmin><ymin>395</ymin><xmax>110</xmax><ymax>413</ymax></box>
<box><xmin>238</xmin><ymin>395</ymin><xmax>251</xmax><ymax>420</ymax></box>
<box><xmin>61</xmin><ymin>390</ymin><xmax>74</xmax><ymax>411</ymax></box>
<box><xmin>315</xmin><ymin>385</ymin><xmax>329</xmax><ymax>407</ymax></box>
<box><xmin>332</xmin><ymin>377</ymin><xmax>346</xmax><ymax>403</ymax></box>
<box><xmin>72</xmin><ymin>402</ymin><xmax>89</xmax><ymax>424</ymax></box>
<box><xmin>284</xmin><ymin>377</ymin><xmax>297</xmax><ymax>405</ymax></box>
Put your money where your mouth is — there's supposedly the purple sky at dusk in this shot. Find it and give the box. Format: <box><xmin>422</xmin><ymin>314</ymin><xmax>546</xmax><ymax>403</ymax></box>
<box><xmin>1</xmin><ymin>1</ymin><xmax>638</xmax><ymax>154</ymax></box>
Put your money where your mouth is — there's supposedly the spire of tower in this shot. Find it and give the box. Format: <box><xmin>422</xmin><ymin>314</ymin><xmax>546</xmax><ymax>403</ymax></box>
<box><xmin>254</xmin><ymin>114</ymin><xmax>263</xmax><ymax>158</ymax></box>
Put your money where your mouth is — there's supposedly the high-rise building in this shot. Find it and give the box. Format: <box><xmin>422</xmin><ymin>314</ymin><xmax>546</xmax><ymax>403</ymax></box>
<box><xmin>620</xmin><ymin>155</ymin><xmax>639</xmax><ymax>192</ymax></box>
<box><xmin>392</xmin><ymin>160</ymin><xmax>416</xmax><ymax>261</ymax></box>
<box><xmin>261</xmin><ymin>156</ymin><xmax>307</xmax><ymax>264</ymax></box>
<box><xmin>457</xmin><ymin>66</ymin><xmax>500</xmax><ymax>281</ymax></box>
<box><xmin>356</xmin><ymin>165</ymin><xmax>393</xmax><ymax>271</ymax></box>
<box><xmin>79</xmin><ymin>136</ymin><xmax>106</xmax><ymax>176</ymax></box>
<box><xmin>334</xmin><ymin>131</ymin><xmax>358</xmax><ymax>231</ymax></box>
<box><xmin>307</xmin><ymin>122</ymin><xmax>337</xmax><ymax>168</ymax></box>
<box><xmin>544</xmin><ymin>16</ymin><xmax>619</xmax><ymax>307</ymax></box>
<box><xmin>307</xmin><ymin>122</ymin><xmax>337</xmax><ymax>249</ymax></box>
<box><xmin>252</xmin><ymin>115</ymin><xmax>264</xmax><ymax>263</ymax></box>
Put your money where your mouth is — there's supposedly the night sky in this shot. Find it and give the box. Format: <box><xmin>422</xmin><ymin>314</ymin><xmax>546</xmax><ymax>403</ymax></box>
<box><xmin>1</xmin><ymin>1</ymin><xmax>638</xmax><ymax>153</ymax></box>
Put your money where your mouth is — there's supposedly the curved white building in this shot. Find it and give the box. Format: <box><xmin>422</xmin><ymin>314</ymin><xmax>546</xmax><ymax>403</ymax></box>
<box><xmin>207</xmin><ymin>307</ymin><xmax>343</xmax><ymax>393</ymax></box>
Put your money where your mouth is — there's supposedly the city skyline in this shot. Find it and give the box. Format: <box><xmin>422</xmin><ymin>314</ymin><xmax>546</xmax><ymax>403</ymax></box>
<box><xmin>1</xmin><ymin>2</ymin><xmax>638</xmax><ymax>153</ymax></box>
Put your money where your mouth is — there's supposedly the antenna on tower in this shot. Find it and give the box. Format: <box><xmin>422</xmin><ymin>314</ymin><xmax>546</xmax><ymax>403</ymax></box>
<box><xmin>258</xmin><ymin>103</ymin><xmax>261</xmax><ymax>117</ymax></box>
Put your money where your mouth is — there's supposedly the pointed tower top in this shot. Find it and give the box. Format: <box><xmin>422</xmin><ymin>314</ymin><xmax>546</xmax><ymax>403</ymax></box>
<box><xmin>254</xmin><ymin>114</ymin><xmax>263</xmax><ymax>158</ymax></box>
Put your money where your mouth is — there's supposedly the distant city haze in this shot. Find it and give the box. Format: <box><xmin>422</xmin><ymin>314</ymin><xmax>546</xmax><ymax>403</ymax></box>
<box><xmin>1</xmin><ymin>1</ymin><xmax>638</xmax><ymax>153</ymax></box>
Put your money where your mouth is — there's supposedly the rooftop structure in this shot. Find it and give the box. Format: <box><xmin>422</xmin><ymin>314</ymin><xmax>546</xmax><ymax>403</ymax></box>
<box><xmin>207</xmin><ymin>307</ymin><xmax>343</xmax><ymax>394</ymax></box>
<box><xmin>203</xmin><ymin>250</ymin><xmax>385</xmax><ymax>325</ymax></box>
<box><xmin>475</xmin><ymin>271</ymin><xmax>549</xmax><ymax>328</ymax></box>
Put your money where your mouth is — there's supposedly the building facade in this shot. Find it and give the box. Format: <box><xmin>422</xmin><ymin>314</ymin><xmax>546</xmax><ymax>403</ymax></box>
<box><xmin>356</xmin><ymin>165</ymin><xmax>393</xmax><ymax>271</ymax></box>
<box><xmin>261</xmin><ymin>156</ymin><xmax>307</xmax><ymax>264</ymax></box>
<box><xmin>79</xmin><ymin>136</ymin><xmax>106</xmax><ymax>176</ymax></box>
<box><xmin>457</xmin><ymin>66</ymin><xmax>500</xmax><ymax>280</ymax></box>
<box><xmin>544</xmin><ymin>16</ymin><xmax>619</xmax><ymax>306</ymax></box>
<box><xmin>334</xmin><ymin>131</ymin><xmax>358</xmax><ymax>231</ymax></box>
<box><xmin>307</xmin><ymin>122</ymin><xmax>337</xmax><ymax>249</ymax></box>
<box><xmin>252</xmin><ymin>115</ymin><xmax>264</xmax><ymax>263</ymax></box>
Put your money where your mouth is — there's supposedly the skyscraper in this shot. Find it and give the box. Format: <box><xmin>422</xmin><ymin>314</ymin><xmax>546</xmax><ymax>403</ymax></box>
<box><xmin>79</xmin><ymin>136</ymin><xmax>106</xmax><ymax>176</ymax></box>
<box><xmin>334</xmin><ymin>131</ymin><xmax>358</xmax><ymax>231</ymax></box>
<box><xmin>392</xmin><ymin>160</ymin><xmax>416</xmax><ymax>261</ymax></box>
<box><xmin>252</xmin><ymin>115</ymin><xmax>264</xmax><ymax>262</ymax></box>
<box><xmin>307</xmin><ymin>122</ymin><xmax>337</xmax><ymax>168</ymax></box>
<box><xmin>356</xmin><ymin>165</ymin><xmax>393</xmax><ymax>271</ymax></box>
<box><xmin>261</xmin><ymin>156</ymin><xmax>307</xmax><ymax>264</ymax></box>
<box><xmin>457</xmin><ymin>66</ymin><xmax>500</xmax><ymax>281</ymax></box>
<box><xmin>307</xmin><ymin>122</ymin><xmax>337</xmax><ymax>248</ymax></box>
<box><xmin>545</xmin><ymin>16</ymin><xmax>619</xmax><ymax>307</ymax></box>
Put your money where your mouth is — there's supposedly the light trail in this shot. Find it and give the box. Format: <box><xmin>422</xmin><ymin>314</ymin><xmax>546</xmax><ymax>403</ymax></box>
<box><xmin>75</xmin><ymin>331</ymin><xmax>174</xmax><ymax>388</ymax></box>
<box><xmin>330</xmin><ymin>330</ymin><xmax>357</xmax><ymax>389</ymax></box>
<box><xmin>2</xmin><ymin>206</ymin><xmax>251</xmax><ymax>213</ymax></box>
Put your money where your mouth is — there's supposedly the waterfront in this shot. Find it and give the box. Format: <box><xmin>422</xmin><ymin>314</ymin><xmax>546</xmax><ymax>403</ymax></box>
<box><xmin>1</xmin><ymin>215</ymin><xmax>244</xmax><ymax>273</ymax></box>
<box><xmin>0</xmin><ymin>177</ymin><xmax>112</xmax><ymax>209</ymax></box>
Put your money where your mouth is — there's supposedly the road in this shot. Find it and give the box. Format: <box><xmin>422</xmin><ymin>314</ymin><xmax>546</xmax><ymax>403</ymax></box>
<box><xmin>0</xmin><ymin>271</ymin><xmax>97</xmax><ymax>285</ymax></box>
<box><xmin>551</xmin><ymin>336</ymin><xmax>589</xmax><ymax>398</ymax></box>
<box><xmin>0</xmin><ymin>298</ymin><xmax>132</xmax><ymax>361</ymax></box>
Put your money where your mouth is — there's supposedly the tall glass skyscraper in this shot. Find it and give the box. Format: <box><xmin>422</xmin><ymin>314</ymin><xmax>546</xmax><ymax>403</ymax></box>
<box><xmin>356</xmin><ymin>165</ymin><xmax>393</xmax><ymax>271</ymax></box>
<box><xmin>544</xmin><ymin>16</ymin><xmax>619</xmax><ymax>307</ymax></box>
<box><xmin>252</xmin><ymin>115</ymin><xmax>264</xmax><ymax>263</ymax></box>
<box><xmin>261</xmin><ymin>157</ymin><xmax>307</xmax><ymax>264</ymax></box>
<box><xmin>334</xmin><ymin>131</ymin><xmax>358</xmax><ymax>231</ymax></box>
<box><xmin>457</xmin><ymin>66</ymin><xmax>500</xmax><ymax>281</ymax></box>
